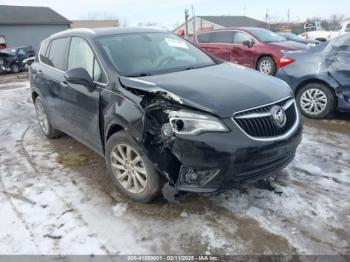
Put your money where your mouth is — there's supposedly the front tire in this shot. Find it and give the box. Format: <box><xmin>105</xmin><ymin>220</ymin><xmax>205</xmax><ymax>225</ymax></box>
<box><xmin>106</xmin><ymin>131</ymin><xmax>162</xmax><ymax>202</ymax></box>
<box><xmin>34</xmin><ymin>96</ymin><xmax>61</xmax><ymax>138</ymax></box>
<box><xmin>257</xmin><ymin>56</ymin><xmax>276</xmax><ymax>75</ymax></box>
<box><xmin>296</xmin><ymin>83</ymin><xmax>335</xmax><ymax>119</ymax></box>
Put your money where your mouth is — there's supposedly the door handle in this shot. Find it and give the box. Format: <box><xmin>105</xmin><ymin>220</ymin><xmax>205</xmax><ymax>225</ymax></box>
<box><xmin>61</xmin><ymin>80</ymin><xmax>68</xmax><ymax>87</ymax></box>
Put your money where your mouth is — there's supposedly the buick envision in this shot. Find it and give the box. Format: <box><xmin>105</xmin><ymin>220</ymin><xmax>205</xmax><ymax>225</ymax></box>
<box><xmin>30</xmin><ymin>28</ymin><xmax>302</xmax><ymax>202</ymax></box>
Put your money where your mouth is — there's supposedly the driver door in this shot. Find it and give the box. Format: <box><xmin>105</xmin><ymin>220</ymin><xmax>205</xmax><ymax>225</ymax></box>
<box><xmin>231</xmin><ymin>31</ymin><xmax>256</xmax><ymax>68</ymax></box>
<box><xmin>61</xmin><ymin>36</ymin><xmax>106</xmax><ymax>153</ymax></box>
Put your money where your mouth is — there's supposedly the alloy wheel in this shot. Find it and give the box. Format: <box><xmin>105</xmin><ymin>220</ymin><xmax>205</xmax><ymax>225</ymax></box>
<box><xmin>35</xmin><ymin>100</ymin><xmax>49</xmax><ymax>135</ymax></box>
<box><xmin>110</xmin><ymin>144</ymin><xmax>148</xmax><ymax>194</ymax></box>
<box><xmin>259</xmin><ymin>60</ymin><xmax>272</xmax><ymax>74</ymax></box>
<box><xmin>300</xmin><ymin>88</ymin><xmax>328</xmax><ymax>115</ymax></box>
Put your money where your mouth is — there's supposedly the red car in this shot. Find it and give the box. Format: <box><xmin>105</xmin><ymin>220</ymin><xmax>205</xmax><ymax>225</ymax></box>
<box><xmin>194</xmin><ymin>27</ymin><xmax>308</xmax><ymax>75</ymax></box>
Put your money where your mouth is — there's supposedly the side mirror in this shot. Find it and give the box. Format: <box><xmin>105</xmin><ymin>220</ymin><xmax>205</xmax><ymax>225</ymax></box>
<box><xmin>242</xmin><ymin>40</ymin><xmax>252</xmax><ymax>48</ymax></box>
<box><xmin>64</xmin><ymin>68</ymin><xmax>94</xmax><ymax>89</ymax></box>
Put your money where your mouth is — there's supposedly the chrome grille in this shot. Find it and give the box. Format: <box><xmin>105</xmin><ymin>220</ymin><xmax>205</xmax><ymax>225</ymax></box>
<box><xmin>233</xmin><ymin>97</ymin><xmax>298</xmax><ymax>138</ymax></box>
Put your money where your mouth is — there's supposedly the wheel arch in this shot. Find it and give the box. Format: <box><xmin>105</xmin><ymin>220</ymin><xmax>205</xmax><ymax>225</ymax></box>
<box><xmin>31</xmin><ymin>90</ymin><xmax>39</xmax><ymax>102</ymax></box>
<box><xmin>295</xmin><ymin>78</ymin><xmax>338</xmax><ymax>109</ymax></box>
<box><xmin>295</xmin><ymin>78</ymin><xmax>336</xmax><ymax>98</ymax></box>
<box><xmin>255</xmin><ymin>54</ymin><xmax>277</xmax><ymax>69</ymax></box>
<box><xmin>105</xmin><ymin>123</ymin><xmax>125</xmax><ymax>144</ymax></box>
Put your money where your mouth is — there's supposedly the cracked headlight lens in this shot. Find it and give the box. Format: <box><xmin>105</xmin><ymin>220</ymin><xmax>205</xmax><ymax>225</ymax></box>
<box><xmin>168</xmin><ymin>110</ymin><xmax>228</xmax><ymax>135</ymax></box>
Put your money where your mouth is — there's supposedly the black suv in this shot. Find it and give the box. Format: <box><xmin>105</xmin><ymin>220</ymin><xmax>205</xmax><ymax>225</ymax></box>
<box><xmin>30</xmin><ymin>28</ymin><xmax>302</xmax><ymax>202</ymax></box>
<box><xmin>0</xmin><ymin>46</ymin><xmax>35</xmax><ymax>73</ymax></box>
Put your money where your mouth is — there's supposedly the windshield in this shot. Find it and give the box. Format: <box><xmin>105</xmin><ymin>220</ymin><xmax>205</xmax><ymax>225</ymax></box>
<box><xmin>97</xmin><ymin>32</ymin><xmax>216</xmax><ymax>77</ymax></box>
<box><xmin>248</xmin><ymin>29</ymin><xmax>286</xmax><ymax>42</ymax></box>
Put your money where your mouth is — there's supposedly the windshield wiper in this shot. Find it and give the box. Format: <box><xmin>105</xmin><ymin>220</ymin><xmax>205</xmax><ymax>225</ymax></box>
<box><xmin>184</xmin><ymin>64</ymin><xmax>214</xmax><ymax>71</ymax></box>
<box><xmin>127</xmin><ymin>72</ymin><xmax>153</xmax><ymax>77</ymax></box>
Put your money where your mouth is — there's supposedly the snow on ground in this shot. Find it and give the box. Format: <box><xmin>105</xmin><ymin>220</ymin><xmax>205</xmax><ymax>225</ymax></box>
<box><xmin>0</xmin><ymin>82</ymin><xmax>349</xmax><ymax>255</ymax></box>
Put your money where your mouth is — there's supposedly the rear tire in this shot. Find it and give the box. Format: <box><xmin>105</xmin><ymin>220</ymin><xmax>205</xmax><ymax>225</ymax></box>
<box><xmin>34</xmin><ymin>96</ymin><xmax>62</xmax><ymax>138</ymax></box>
<box><xmin>257</xmin><ymin>56</ymin><xmax>277</xmax><ymax>75</ymax></box>
<box><xmin>296</xmin><ymin>83</ymin><xmax>335</xmax><ymax>119</ymax></box>
<box><xmin>106</xmin><ymin>131</ymin><xmax>163</xmax><ymax>202</ymax></box>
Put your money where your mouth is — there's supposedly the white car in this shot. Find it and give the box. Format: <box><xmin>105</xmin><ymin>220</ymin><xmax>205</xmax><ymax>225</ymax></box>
<box><xmin>299</xmin><ymin>19</ymin><xmax>350</xmax><ymax>42</ymax></box>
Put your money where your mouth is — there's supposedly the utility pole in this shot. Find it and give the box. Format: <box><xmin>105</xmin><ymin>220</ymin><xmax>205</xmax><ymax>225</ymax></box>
<box><xmin>185</xmin><ymin>9</ymin><xmax>189</xmax><ymax>39</ymax></box>
<box><xmin>265</xmin><ymin>9</ymin><xmax>270</xmax><ymax>29</ymax></box>
<box><xmin>192</xmin><ymin>5</ymin><xmax>196</xmax><ymax>36</ymax></box>
<box><xmin>287</xmin><ymin>9</ymin><xmax>290</xmax><ymax>29</ymax></box>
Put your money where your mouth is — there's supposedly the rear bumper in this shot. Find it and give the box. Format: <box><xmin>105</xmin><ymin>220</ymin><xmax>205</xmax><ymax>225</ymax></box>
<box><xmin>172</xmin><ymin>116</ymin><xmax>302</xmax><ymax>193</ymax></box>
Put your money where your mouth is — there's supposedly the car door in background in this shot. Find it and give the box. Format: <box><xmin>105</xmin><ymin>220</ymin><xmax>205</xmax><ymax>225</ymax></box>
<box><xmin>231</xmin><ymin>31</ymin><xmax>257</xmax><ymax>68</ymax></box>
<box><xmin>196</xmin><ymin>31</ymin><xmax>234</xmax><ymax>61</ymax></box>
<box><xmin>62</xmin><ymin>36</ymin><xmax>106</xmax><ymax>153</ymax></box>
<box><xmin>327</xmin><ymin>34</ymin><xmax>350</xmax><ymax>90</ymax></box>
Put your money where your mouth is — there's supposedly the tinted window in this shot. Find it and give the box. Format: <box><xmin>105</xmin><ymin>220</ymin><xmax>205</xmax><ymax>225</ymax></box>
<box><xmin>246</xmin><ymin>28</ymin><xmax>285</xmax><ymax>42</ymax></box>
<box><xmin>234</xmin><ymin>32</ymin><xmax>254</xmax><ymax>44</ymax></box>
<box><xmin>68</xmin><ymin>37</ymin><xmax>105</xmax><ymax>83</ymax></box>
<box><xmin>48</xmin><ymin>38</ymin><xmax>69</xmax><ymax>70</ymax></box>
<box><xmin>212</xmin><ymin>31</ymin><xmax>234</xmax><ymax>43</ymax></box>
<box><xmin>197</xmin><ymin>32</ymin><xmax>214</xmax><ymax>43</ymax></box>
<box><xmin>18</xmin><ymin>49</ymin><xmax>25</xmax><ymax>56</ymax></box>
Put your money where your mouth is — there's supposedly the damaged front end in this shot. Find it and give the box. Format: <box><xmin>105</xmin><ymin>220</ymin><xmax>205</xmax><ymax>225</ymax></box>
<box><xmin>119</xmin><ymin>77</ymin><xmax>229</xmax><ymax>201</ymax></box>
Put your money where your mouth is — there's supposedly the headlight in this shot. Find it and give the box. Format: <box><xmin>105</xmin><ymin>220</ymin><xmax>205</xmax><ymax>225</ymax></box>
<box><xmin>168</xmin><ymin>110</ymin><xmax>228</xmax><ymax>135</ymax></box>
<box><xmin>307</xmin><ymin>43</ymin><xmax>316</xmax><ymax>48</ymax></box>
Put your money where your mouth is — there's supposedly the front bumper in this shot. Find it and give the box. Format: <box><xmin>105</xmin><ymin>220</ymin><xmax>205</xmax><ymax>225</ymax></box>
<box><xmin>337</xmin><ymin>88</ymin><xmax>350</xmax><ymax>112</ymax></box>
<box><xmin>171</xmin><ymin>116</ymin><xmax>303</xmax><ymax>193</ymax></box>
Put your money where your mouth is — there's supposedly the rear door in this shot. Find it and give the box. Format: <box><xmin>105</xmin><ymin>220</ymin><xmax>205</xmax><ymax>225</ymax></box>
<box><xmin>231</xmin><ymin>31</ymin><xmax>257</xmax><ymax>68</ymax></box>
<box><xmin>196</xmin><ymin>31</ymin><xmax>234</xmax><ymax>62</ymax></box>
<box><xmin>61</xmin><ymin>36</ymin><xmax>106</xmax><ymax>153</ymax></box>
<box><xmin>32</xmin><ymin>37</ymin><xmax>70</xmax><ymax>129</ymax></box>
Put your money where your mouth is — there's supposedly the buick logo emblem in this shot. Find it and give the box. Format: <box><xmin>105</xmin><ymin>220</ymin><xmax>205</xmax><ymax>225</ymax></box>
<box><xmin>270</xmin><ymin>106</ymin><xmax>286</xmax><ymax>128</ymax></box>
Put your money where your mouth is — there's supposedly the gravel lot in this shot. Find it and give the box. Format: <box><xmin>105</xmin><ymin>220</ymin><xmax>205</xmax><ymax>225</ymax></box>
<box><xmin>0</xmin><ymin>75</ymin><xmax>349</xmax><ymax>255</ymax></box>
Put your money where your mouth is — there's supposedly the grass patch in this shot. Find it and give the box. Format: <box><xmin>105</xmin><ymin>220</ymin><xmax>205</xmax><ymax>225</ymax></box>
<box><xmin>56</xmin><ymin>152</ymin><xmax>88</xmax><ymax>168</ymax></box>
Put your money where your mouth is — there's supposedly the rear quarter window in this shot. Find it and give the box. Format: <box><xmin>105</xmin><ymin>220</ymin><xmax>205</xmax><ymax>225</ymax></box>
<box><xmin>47</xmin><ymin>37</ymin><xmax>70</xmax><ymax>70</ymax></box>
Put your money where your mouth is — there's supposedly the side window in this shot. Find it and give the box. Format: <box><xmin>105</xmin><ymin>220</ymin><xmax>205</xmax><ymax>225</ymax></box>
<box><xmin>39</xmin><ymin>40</ymin><xmax>50</xmax><ymax>64</ymax></box>
<box><xmin>47</xmin><ymin>38</ymin><xmax>69</xmax><ymax>70</ymax></box>
<box><xmin>197</xmin><ymin>32</ymin><xmax>212</xmax><ymax>43</ymax></box>
<box><xmin>346</xmin><ymin>24</ymin><xmax>350</xmax><ymax>32</ymax></box>
<box><xmin>212</xmin><ymin>31</ymin><xmax>234</xmax><ymax>44</ymax></box>
<box><xmin>68</xmin><ymin>37</ymin><xmax>106</xmax><ymax>83</ymax></box>
<box><xmin>68</xmin><ymin>37</ymin><xmax>94</xmax><ymax>77</ymax></box>
<box><xmin>17</xmin><ymin>49</ymin><xmax>26</xmax><ymax>56</ymax></box>
<box><xmin>234</xmin><ymin>32</ymin><xmax>254</xmax><ymax>44</ymax></box>
<box><xmin>93</xmin><ymin>58</ymin><xmax>103</xmax><ymax>82</ymax></box>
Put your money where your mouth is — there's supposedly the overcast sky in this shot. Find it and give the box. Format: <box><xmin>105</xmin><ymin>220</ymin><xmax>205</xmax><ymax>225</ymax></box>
<box><xmin>0</xmin><ymin>0</ymin><xmax>349</xmax><ymax>28</ymax></box>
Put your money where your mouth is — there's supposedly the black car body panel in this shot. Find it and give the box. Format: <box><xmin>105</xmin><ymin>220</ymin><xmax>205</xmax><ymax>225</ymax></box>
<box><xmin>120</xmin><ymin>63</ymin><xmax>293</xmax><ymax>118</ymax></box>
<box><xmin>30</xmin><ymin>28</ymin><xmax>302</xmax><ymax>196</ymax></box>
<box><xmin>276</xmin><ymin>34</ymin><xmax>350</xmax><ymax>112</ymax></box>
<box><xmin>0</xmin><ymin>46</ymin><xmax>35</xmax><ymax>72</ymax></box>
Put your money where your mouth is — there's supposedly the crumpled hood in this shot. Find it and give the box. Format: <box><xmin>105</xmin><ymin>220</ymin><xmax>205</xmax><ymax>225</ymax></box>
<box><xmin>269</xmin><ymin>41</ymin><xmax>308</xmax><ymax>50</ymax></box>
<box><xmin>120</xmin><ymin>63</ymin><xmax>293</xmax><ymax>118</ymax></box>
